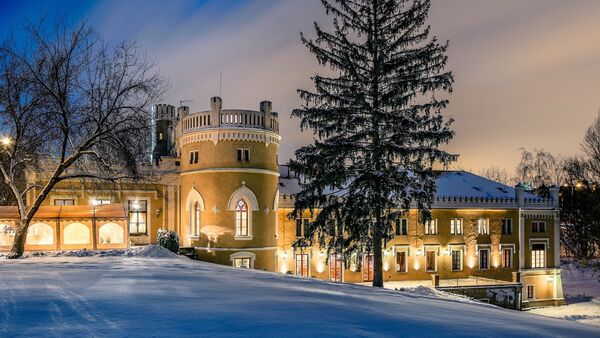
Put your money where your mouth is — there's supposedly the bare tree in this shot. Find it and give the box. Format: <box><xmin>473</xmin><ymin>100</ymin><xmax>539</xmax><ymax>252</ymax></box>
<box><xmin>0</xmin><ymin>21</ymin><xmax>166</xmax><ymax>258</ymax></box>
<box><xmin>582</xmin><ymin>115</ymin><xmax>600</xmax><ymax>180</ymax></box>
<box><xmin>478</xmin><ymin>166</ymin><xmax>513</xmax><ymax>186</ymax></box>
<box><xmin>515</xmin><ymin>148</ymin><xmax>564</xmax><ymax>188</ymax></box>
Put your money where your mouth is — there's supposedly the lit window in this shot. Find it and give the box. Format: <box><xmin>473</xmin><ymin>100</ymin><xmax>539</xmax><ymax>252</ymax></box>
<box><xmin>0</xmin><ymin>224</ymin><xmax>15</xmax><ymax>246</ymax></box>
<box><xmin>532</xmin><ymin>221</ymin><xmax>546</xmax><ymax>233</ymax></box>
<box><xmin>129</xmin><ymin>200</ymin><xmax>148</xmax><ymax>235</ymax></box>
<box><xmin>502</xmin><ymin>219</ymin><xmax>512</xmax><ymax>235</ymax></box>
<box><xmin>295</xmin><ymin>253</ymin><xmax>309</xmax><ymax>277</ymax></box>
<box><xmin>235</xmin><ymin>199</ymin><xmax>249</xmax><ymax>237</ymax></box>
<box><xmin>233</xmin><ymin>257</ymin><xmax>251</xmax><ymax>269</ymax></box>
<box><xmin>190</xmin><ymin>201</ymin><xmax>200</xmax><ymax>237</ymax></box>
<box><xmin>63</xmin><ymin>223</ymin><xmax>90</xmax><ymax>245</ymax></box>
<box><xmin>91</xmin><ymin>199</ymin><xmax>111</xmax><ymax>206</ymax></box>
<box><xmin>396</xmin><ymin>218</ymin><xmax>408</xmax><ymax>236</ymax></box>
<box><xmin>26</xmin><ymin>223</ymin><xmax>54</xmax><ymax>245</ymax></box>
<box><xmin>502</xmin><ymin>248</ymin><xmax>513</xmax><ymax>268</ymax></box>
<box><xmin>451</xmin><ymin>250</ymin><xmax>462</xmax><ymax>271</ymax></box>
<box><xmin>99</xmin><ymin>223</ymin><xmax>124</xmax><ymax>244</ymax></box>
<box><xmin>479</xmin><ymin>249</ymin><xmax>490</xmax><ymax>270</ymax></box>
<box><xmin>54</xmin><ymin>199</ymin><xmax>74</xmax><ymax>206</ymax></box>
<box><xmin>424</xmin><ymin>219</ymin><xmax>437</xmax><ymax>235</ymax></box>
<box><xmin>450</xmin><ymin>219</ymin><xmax>463</xmax><ymax>235</ymax></box>
<box><xmin>396</xmin><ymin>251</ymin><xmax>407</xmax><ymax>272</ymax></box>
<box><xmin>329</xmin><ymin>254</ymin><xmax>343</xmax><ymax>282</ymax></box>
<box><xmin>426</xmin><ymin>250</ymin><xmax>437</xmax><ymax>272</ymax></box>
<box><xmin>362</xmin><ymin>254</ymin><xmax>374</xmax><ymax>282</ymax></box>
<box><xmin>531</xmin><ymin>243</ymin><xmax>546</xmax><ymax>268</ymax></box>
<box><xmin>477</xmin><ymin>219</ymin><xmax>489</xmax><ymax>235</ymax></box>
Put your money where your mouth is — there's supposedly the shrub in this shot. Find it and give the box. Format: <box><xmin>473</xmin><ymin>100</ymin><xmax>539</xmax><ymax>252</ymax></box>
<box><xmin>157</xmin><ymin>228</ymin><xmax>179</xmax><ymax>253</ymax></box>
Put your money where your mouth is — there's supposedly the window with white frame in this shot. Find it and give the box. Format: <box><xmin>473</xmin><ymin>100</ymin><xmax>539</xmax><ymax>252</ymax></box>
<box><xmin>450</xmin><ymin>219</ymin><xmax>463</xmax><ymax>235</ymax></box>
<box><xmin>531</xmin><ymin>243</ymin><xmax>546</xmax><ymax>269</ymax></box>
<box><xmin>501</xmin><ymin>219</ymin><xmax>512</xmax><ymax>235</ymax></box>
<box><xmin>233</xmin><ymin>257</ymin><xmax>251</xmax><ymax>269</ymax></box>
<box><xmin>54</xmin><ymin>199</ymin><xmax>74</xmax><ymax>206</ymax></box>
<box><xmin>479</xmin><ymin>248</ymin><xmax>490</xmax><ymax>270</ymax></box>
<box><xmin>502</xmin><ymin>247</ymin><xmax>513</xmax><ymax>268</ymax></box>
<box><xmin>91</xmin><ymin>199</ymin><xmax>111</xmax><ymax>206</ymax></box>
<box><xmin>477</xmin><ymin>219</ymin><xmax>489</xmax><ymax>235</ymax></box>
<box><xmin>236</xmin><ymin>148</ymin><xmax>250</xmax><ymax>162</ymax></box>
<box><xmin>396</xmin><ymin>250</ymin><xmax>407</xmax><ymax>272</ymax></box>
<box><xmin>235</xmin><ymin>199</ymin><xmax>250</xmax><ymax>237</ymax></box>
<box><xmin>128</xmin><ymin>200</ymin><xmax>147</xmax><ymax>235</ymax></box>
<box><xmin>527</xmin><ymin>285</ymin><xmax>535</xmax><ymax>299</ymax></box>
<box><xmin>189</xmin><ymin>151</ymin><xmax>199</xmax><ymax>164</ymax></box>
<box><xmin>532</xmin><ymin>221</ymin><xmax>546</xmax><ymax>233</ymax></box>
<box><xmin>451</xmin><ymin>249</ymin><xmax>463</xmax><ymax>271</ymax></box>
<box><xmin>396</xmin><ymin>218</ymin><xmax>408</xmax><ymax>236</ymax></box>
<box><xmin>424</xmin><ymin>219</ymin><xmax>437</xmax><ymax>235</ymax></box>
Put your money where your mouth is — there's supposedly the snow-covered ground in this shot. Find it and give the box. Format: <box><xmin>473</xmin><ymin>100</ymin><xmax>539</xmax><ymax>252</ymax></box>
<box><xmin>1</xmin><ymin>247</ymin><xmax>599</xmax><ymax>337</ymax></box>
<box><xmin>529</xmin><ymin>261</ymin><xmax>600</xmax><ymax>327</ymax></box>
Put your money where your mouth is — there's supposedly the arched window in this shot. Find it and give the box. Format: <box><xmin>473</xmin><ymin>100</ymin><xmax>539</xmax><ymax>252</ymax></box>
<box><xmin>235</xmin><ymin>199</ymin><xmax>249</xmax><ymax>237</ymax></box>
<box><xmin>190</xmin><ymin>201</ymin><xmax>200</xmax><ymax>237</ymax></box>
<box><xmin>26</xmin><ymin>223</ymin><xmax>54</xmax><ymax>245</ymax></box>
<box><xmin>0</xmin><ymin>224</ymin><xmax>15</xmax><ymax>246</ymax></box>
<box><xmin>63</xmin><ymin>223</ymin><xmax>90</xmax><ymax>245</ymax></box>
<box><xmin>99</xmin><ymin>223</ymin><xmax>124</xmax><ymax>245</ymax></box>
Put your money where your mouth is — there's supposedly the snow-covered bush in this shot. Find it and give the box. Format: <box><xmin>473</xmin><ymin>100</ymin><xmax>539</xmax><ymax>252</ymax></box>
<box><xmin>157</xmin><ymin>228</ymin><xmax>179</xmax><ymax>254</ymax></box>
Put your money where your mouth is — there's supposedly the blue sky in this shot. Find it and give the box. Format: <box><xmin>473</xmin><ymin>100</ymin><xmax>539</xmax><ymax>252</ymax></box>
<box><xmin>1</xmin><ymin>0</ymin><xmax>600</xmax><ymax>172</ymax></box>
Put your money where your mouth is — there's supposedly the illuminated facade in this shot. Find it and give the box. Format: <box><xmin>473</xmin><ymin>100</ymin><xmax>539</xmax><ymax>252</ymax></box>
<box><xmin>0</xmin><ymin>97</ymin><xmax>563</xmax><ymax>308</ymax></box>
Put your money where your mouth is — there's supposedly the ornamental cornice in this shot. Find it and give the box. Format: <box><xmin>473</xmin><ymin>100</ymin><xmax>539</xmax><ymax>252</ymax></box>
<box><xmin>180</xmin><ymin>128</ymin><xmax>281</xmax><ymax>147</ymax></box>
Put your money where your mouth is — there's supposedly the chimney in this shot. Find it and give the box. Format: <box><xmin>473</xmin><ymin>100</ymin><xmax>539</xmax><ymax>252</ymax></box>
<box><xmin>515</xmin><ymin>183</ymin><xmax>525</xmax><ymax>207</ymax></box>
<box><xmin>177</xmin><ymin>106</ymin><xmax>189</xmax><ymax>118</ymax></box>
<box><xmin>549</xmin><ymin>185</ymin><xmax>560</xmax><ymax>208</ymax></box>
<box><xmin>210</xmin><ymin>97</ymin><xmax>222</xmax><ymax>126</ymax></box>
<box><xmin>260</xmin><ymin>100</ymin><xmax>272</xmax><ymax>129</ymax></box>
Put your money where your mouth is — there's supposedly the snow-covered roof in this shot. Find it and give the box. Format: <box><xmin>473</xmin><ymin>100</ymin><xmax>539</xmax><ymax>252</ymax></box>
<box><xmin>278</xmin><ymin>166</ymin><xmax>539</xmax><ymax>200</ymax></box>
<box><xmin>434</xmin><ymin>171</ymin><xmax>538</xmax><ymax>199</ymax></box>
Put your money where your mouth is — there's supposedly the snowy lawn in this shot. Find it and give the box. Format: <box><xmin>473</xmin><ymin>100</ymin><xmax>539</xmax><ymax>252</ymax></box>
<box><xmin>1</xmin><ymin>248</ymin><xmax>599</xmax><ymax>337</ymax></box>
<box><xmin>529</xmin><ymin>262</ymin><xmax>600</xmax><ymax>327</ymax></box>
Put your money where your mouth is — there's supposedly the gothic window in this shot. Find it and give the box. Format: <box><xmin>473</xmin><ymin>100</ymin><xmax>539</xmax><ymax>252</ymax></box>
<box><xmin>235</xmin><ymin>199</ymin><xmax>249</xmax><ymax>237</ymax></box>
<box><xmin>190</xmin><ymin>201</ymin><xmax>200</xmax><ymax>237</ymax></box>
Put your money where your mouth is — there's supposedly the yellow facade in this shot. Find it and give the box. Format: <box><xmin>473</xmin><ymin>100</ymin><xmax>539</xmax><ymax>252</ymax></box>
<box><xmin>0</xmin><ymin>97</ymin><xmax>563</xmax><ymax>308</ymax></box>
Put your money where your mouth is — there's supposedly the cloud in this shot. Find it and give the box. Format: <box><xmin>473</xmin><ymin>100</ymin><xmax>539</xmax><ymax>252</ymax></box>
<box><xmin>11</xmin><ymin>0</ymin><xmax>599</xmax><ymax>173</ymax></box>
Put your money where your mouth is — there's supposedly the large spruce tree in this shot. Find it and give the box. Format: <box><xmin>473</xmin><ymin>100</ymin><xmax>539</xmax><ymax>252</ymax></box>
<box><xmin>291</xmin><ymin>0</ymin><xmax>456</xmax><ymax>287</ymax></box>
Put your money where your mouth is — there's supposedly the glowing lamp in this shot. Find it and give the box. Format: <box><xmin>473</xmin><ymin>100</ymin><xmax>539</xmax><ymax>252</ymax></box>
<box><xmin>1</xmin><ymin>137</ymin><xmax>11</xmax><ymax>146</ymax></box>
<box><xmin>316</xmin><ymin>263</ymin><xmax>324</xmax><ymax>273</ymax></box>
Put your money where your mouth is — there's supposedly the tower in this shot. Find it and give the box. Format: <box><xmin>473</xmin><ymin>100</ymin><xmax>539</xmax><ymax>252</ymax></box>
<box><xmin>151</xmin><ymin>104</ymin><xmax>177</xmax><ymax>164</ymax></box>
<box><xmin>177</xmin><ymin>97</ymin><xmax>281</xmax><ymax>270</ymax></box>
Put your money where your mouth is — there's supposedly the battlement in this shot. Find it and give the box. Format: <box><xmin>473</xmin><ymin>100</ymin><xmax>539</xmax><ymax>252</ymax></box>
<box><xmin>180</xmin><ymin>97</ymin><xmax>279</xmax><ymax>135</ymax></box>
<box><xmin>152</xmin><ymin>104</ymin><xmax>177</xmax><ymax>121</ymax></box>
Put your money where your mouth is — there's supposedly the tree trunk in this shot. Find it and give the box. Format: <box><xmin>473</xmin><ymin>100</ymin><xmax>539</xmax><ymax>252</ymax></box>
<box><xmin>7</xmin><ymin>220</ymin><xmax>28</xmax><ymax>259</ymax></box>
<box><xmin>372</xmin><ymin>231</ymin><xmax>384</xmax><ymax>287</ymax></box>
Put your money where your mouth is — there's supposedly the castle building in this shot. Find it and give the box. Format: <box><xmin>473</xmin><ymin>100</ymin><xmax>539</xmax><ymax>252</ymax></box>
<box><xmin>0</xmin><ymin>98</ymin><xmax>563</xmax><ymax>308</ymax></box>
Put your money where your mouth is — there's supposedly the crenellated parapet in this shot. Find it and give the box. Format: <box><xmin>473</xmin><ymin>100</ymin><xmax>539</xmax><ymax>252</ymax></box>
<box><xmin>178</xmin><ymin>97</ymin><xmax>280</xmax><ymax>148</ymax></box>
